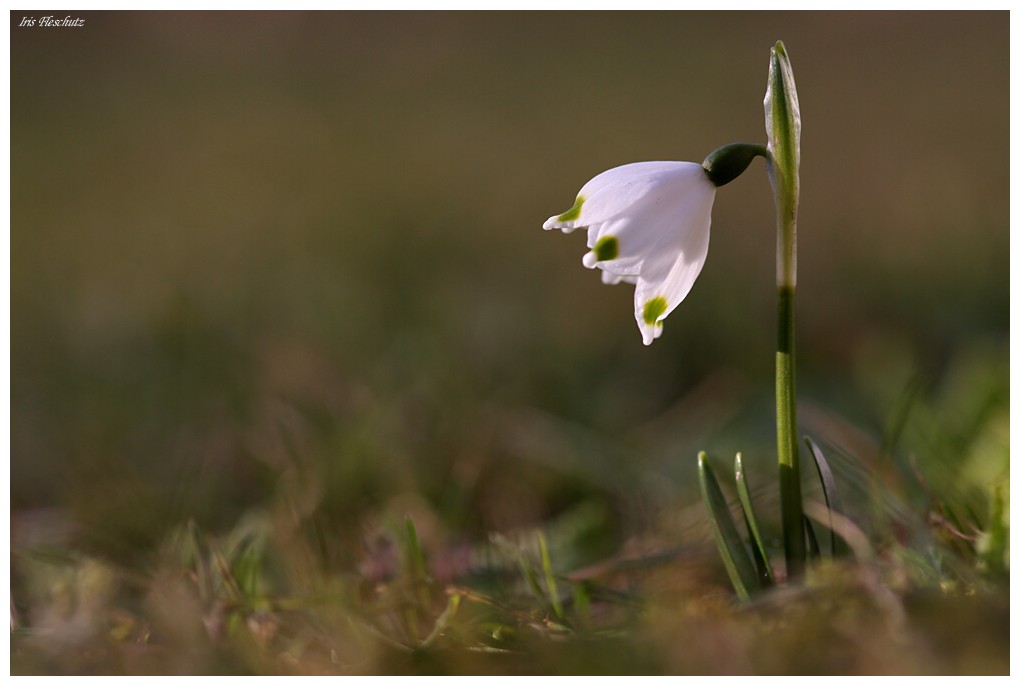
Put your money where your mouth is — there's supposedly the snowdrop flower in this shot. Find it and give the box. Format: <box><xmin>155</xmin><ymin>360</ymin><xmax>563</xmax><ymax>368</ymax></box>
<box><xmin>544</xmin><ymin>144</ymin><xmax>763</xmax><ymax>345</ymax></box>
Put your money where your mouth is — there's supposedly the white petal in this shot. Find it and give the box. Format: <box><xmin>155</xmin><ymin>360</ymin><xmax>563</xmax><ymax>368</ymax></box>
<box><xmin>545</xmin><ymin>158</ymin><xmax>717</xmax><ymax>346</ymax></box>
<box><xmin>587</xmin><ymin>165</ymin><xmax>715</xmax><ymax>278</ymax></box>
<box><xmin>601</xmin><ymin>270</ymin><xmax>623</xmax><ymax>285</ymax></box>
<box><xmin>601</xmin><ymin>270</ymin><xmax>636</xmax><ymax>285</ymax></box>
<box><xmin>611</xmin><ymin>174</ymin><xmax>714</xmax><ymax>280</ymax></box>
<box><xmin>632</xmin><ymin>183</ymin><xmax>714</xmax><ymax>345</ymax></box>
<box><xmin>543</xmin><ymin>161</ymin><xmax>704</xmax><ymax>232</ymax></box>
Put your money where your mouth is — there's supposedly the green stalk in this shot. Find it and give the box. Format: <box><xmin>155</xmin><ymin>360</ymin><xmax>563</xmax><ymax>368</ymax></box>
<box><xmin>776</xmin><ymin>285</ymin><xmax>803</xmax><ymax>576</ymax></box>
<box><xmin>765</xmin><ymin>41</ymin><xmax>804</xmax><ymax>577</ymax></box>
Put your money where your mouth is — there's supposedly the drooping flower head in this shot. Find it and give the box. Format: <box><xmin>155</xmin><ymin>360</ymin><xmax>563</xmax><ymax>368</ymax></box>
<box><xmin>544</xmin><ymin>145</ymin><xmax>763</xmax><ymax>345</ymax></box>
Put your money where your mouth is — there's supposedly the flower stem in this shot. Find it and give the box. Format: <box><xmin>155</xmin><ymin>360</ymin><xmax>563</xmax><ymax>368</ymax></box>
<box><xmin>765</xmin><ymin>40</ymin><xmax>805</xmax><ymax>579</ymax></box>
<box><xmin>776</xmin><ymin>283</ymin><xmax>804</xmax><ymax>577</ymax></box>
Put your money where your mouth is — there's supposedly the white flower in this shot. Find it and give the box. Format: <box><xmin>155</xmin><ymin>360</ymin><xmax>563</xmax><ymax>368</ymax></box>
<box><xmin>543</xmin><ymin>161</ymin><xmax>716</xmax><ymax>346</ymax></box>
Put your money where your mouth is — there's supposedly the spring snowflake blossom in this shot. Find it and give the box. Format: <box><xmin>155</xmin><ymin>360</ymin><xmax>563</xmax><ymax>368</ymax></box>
<box><xmin>543</xmin><ymin>161</ymin><xmax>717</xmax><ymax>345</ymax></box>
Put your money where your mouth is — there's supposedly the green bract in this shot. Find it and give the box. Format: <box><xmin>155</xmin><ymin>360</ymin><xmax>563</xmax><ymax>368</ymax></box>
<box><xmin>765</xmin><ymin>40</ymin><xmax>801</xmax><ymax>289</ymax></box>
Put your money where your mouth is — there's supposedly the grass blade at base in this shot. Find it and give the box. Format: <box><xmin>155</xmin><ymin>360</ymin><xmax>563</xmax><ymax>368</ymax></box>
<box><xmin>804</xmin><ymin>516</ymin><xmax>821</xmax><ymax>559</ymax></box>
<box><xmin>734</xmin><ymin>452</ymin><xmax>775</xmax><ymax>586</ymax></box>
<box><xmin>537</xmin><ymin>531</ymin><xmax>564</xmax><ymax>620</ymax></box>
<box><xmin>804</xmin><ymin>436</ymin><xmax>847</xmax><ymax>556</ymax></box>
<box><xmin>698</xmin><ymin>452</ymin><xmax>759</xmax><ymax>601</ymax></box>
<box><xmin>404</xmin><ymin>516</ymin><xmax>427</xmax><ymax>578</ymax></box>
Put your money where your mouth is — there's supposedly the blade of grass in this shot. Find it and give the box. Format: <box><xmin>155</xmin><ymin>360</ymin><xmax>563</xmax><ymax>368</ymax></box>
<box><xmin>209</xmin><ymin>540</ymin><xmax>243</xmax><ymax>601</ymax></box>
<box><xmin>880</xmin><ymin>374</ymin><xmax>924</xmax><ymax>458</ymax></box>
<box><xmin>207</xmin><ymin>540</ymin><xmax>246</xmax><ymax>636</ymax></box>
<box><xmin>403</xmin><ymin>516</ymin><xmax>432</xmax><ymax>625</ymax></box>
<box><xmin>572</xmin><ymin>582</ymin><xmax>591</xmax><ymax>630</ymax></box>
<box><xmin>803</xmin><ymin>500</ymin><xmax>874</xmax><ymax>563</ymax></box>
<box><xmin>734</xmin><ymin>452</ymin><xmax>775</xmax><ymax>585</ymax></box>
<box><xmin>404</xmin><ymin>516</ymin><xmax>427</xmax><ymax>579</ymax></box>
<box><xmin>232</xmin><ymin>536</ymin><xmax>265</xmax><ymax>600</ymax></box>
<box><xmin>518</xmin><ymin>550</ymin><xmax>549</xmax><ymax>606</ymax></box>
<box><xmin>537</xmin><ymin>531</ymin><xmax>564</xmax><ymax>620</ymax></box>
<box><xmin>804</xmin><ymin>436</ymin><xmax>847</xmax><ymax>556</ymax></box>
<box><xmin>188</xmin><ymin>520</ymin><xmax>212</xmax><ymax>605</ymax></box>
<box><xmin>698</xmin><ymin>452</ymin><xmax>759</xmax><ymax>600</ymax></box>
<box><xmin>419</xmin><ymin>592</ymin><xmax>462</xmax><ymax>648</ymax></box>
<box><xmin>804</xmin><ymin>516</ymin><xmax>821</xmax><ymax>559</ymax></box>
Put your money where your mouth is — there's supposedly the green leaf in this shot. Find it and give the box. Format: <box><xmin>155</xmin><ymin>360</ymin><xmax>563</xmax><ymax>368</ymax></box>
<box><xmin>698</xmin><ymin>452</ymin><xmax>759</xmax><ymax>600</ymax></box>
<box><xmin>804</xmin><ymin>436</ymin><xmax>848</xmax><ymax>556</ymax></box>
<box><xmin>734</xmin><ymin>452</ymin><xmax>775</xmax><ymax>585</ymax></box>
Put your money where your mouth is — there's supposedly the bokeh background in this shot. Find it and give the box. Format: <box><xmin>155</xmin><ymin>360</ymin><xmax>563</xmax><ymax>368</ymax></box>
<box><xmin>11</xmin><ymin>11</ymin><xmax>1009</xmax><ymax>674</ymax></box>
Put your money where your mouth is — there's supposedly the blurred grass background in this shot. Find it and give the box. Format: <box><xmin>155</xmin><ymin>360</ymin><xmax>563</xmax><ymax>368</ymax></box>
<box><xmin>11</xmin><ymin>11</ymin><xmax>1008</xmax><ymax>674</ymax></box>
